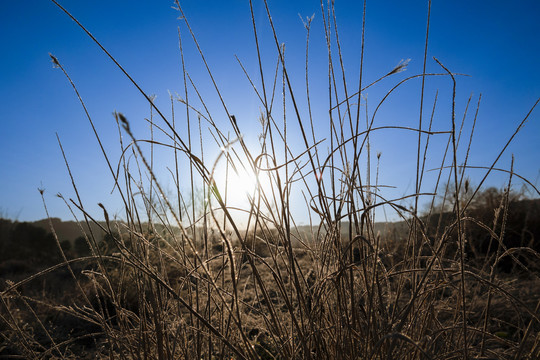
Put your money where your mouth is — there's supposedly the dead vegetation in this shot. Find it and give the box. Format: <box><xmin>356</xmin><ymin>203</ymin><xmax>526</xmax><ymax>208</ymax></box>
<box><xmin>2</xmin><ymin>0</ymin><xmax>539</xmax><ymax>359</ymax></box>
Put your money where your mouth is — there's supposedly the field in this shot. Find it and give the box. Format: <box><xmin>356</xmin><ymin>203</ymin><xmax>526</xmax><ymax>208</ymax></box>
<box><xmin>1</xmin><ymin>1</ymin><xmax>540</xmax><ymax>359</ymax></box>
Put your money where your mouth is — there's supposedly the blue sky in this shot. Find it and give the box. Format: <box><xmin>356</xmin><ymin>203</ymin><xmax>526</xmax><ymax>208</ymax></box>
<box><xmin>1</xmin><ymin>1</ymin><xmax>539</xmax><ymax>223</ymax></box>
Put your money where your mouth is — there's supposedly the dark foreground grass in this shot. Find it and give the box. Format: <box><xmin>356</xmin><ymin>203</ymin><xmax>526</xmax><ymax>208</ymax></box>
<box><xmin>2</xmin><ymin>1</ymin><xmax>540</xmax><ymax>359</ymax></box>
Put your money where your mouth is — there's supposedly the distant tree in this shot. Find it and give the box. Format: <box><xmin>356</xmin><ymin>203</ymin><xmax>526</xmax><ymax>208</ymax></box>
<box><xmin>0</xmin><ymin>218</ymin><xmax>13</xmax><ymax>262</ymax></box>
<box><xmin>60</xmin><ymin>239</ymin><xmax>71</xmax><ymax>252</ymax></box>
<box><xmin>426</xmin><ymin>185</ymin><xmax>539</xmax><ymax>272</ymax></box>
<box><xmin>4</xmin><ymin>222</ymin><xmax>61</xmax><ymax>266</ymax></box>
<box><xmin>74</xmin><ymin>236</ymin><xmax>92</xmax><ymax>257</ymax></box>
<box><xmin>99</xmin><ymin>232</ymin><xmax>120</xmax><ymax>255</ymax></box>
<box><xmin>60</xmin><ymin>239</ymin><xmax>74</xmax><ymax>259</ymax></box>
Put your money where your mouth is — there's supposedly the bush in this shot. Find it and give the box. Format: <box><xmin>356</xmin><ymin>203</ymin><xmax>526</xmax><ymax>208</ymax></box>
<box><xmin>0</xmin><ymin>219</ymin><xmax>61</xmax><ymax>266</ymax></box>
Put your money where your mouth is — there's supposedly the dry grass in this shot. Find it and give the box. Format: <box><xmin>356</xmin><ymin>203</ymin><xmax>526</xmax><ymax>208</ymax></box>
<box><xmin>1</xmin><ymin>0</ymin><xmax>540</xmax><ymax>359</ymax></box>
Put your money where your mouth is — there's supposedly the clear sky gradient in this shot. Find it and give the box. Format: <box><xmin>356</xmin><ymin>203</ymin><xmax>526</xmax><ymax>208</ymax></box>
<box><xmin>1</xmin><ymin>1</ymin><xmax>539</xmax><ymax>223</ymax></box>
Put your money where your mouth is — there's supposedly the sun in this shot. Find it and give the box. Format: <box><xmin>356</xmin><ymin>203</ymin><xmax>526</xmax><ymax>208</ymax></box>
<box><xmin>225</xmin><ymin>167</ymin><xmax>260</xmax><ymax>204</ymax></box>
<box><xmin>214</xmin><ymin>163</ymin><xmax>271</xmax><ymax>211</ymax></box>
